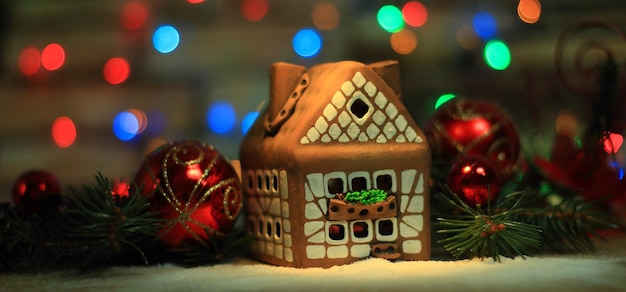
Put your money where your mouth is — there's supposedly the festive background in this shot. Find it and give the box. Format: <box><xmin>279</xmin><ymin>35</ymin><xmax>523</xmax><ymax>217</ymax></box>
<box><xmin>1</xmin><ymin>0</ymin><xmax>624</xmax><ymax>201</ymax></box>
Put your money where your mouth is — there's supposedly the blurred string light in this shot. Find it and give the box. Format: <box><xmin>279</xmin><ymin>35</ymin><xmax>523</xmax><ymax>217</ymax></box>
<box><xmin>435</xmin><ymin>93</ymin><xmax>456</xmax><ymax>109</ymax></box>
<box><xmin>402</xmin><ymin>1</ymin><xmax>427</xmax><ymax>27</ymax></box>
<box><xmin>41</xmin><ymin>43</ymin><xmax>65</xmax><ymax>71</ymax></box>
<box><xmin>472</xmin><ymin>12</ymin><xmax>497</xmax><ymax>40</ymax></box>
<box><xmin>103</xmin><ymin>57</ymin><xmax>131</xmax><ymax>85</ymax></box>
<box><xmin>377</xmin><ymin>5</ymin><xmax>404</xmax><ymax>33</ymax></box>
<box><xmin>390</xmin><ymin>28</ymin><xmax>417</xmax><ymax>54</ymax></box>
<box><xmin>483</xmin><ymin>40</ymin><xmax>511</xmax><ymax>70</ymax></box>
<box><xmin>292</xmin><ymin>28</ymin><xmax>322</xmax><ymax>58</ymax></box>
<box><xmin>153</xmin><ymin>25</ymin><xmax>180</xmax><ymax>54</ymax></box>
<box><xmin>241</xmin><ymin>0</ymin><xmax>269</xmax><ymax>22</ymax></box>
<box><xmin>241</xmin><ymin>111</ymin><xmax>259</xmax><ymax>135</ymax></box>
<box><xmin>120</xmin><ymin>1</ymin><xmax>148</xmax><ymax>30</ymax></box>
<box><xmin>207</xmin><ymin>100</ymin><xmax>236</xmax><ymax>135</ymax></box>
<box><xmin>312</xmin><ymin>2</ymin><xmax>340</xmax><ymax>31</ymax></box>
<box><xmin>518</xmin><ymin>0</ymin><xmax>541</xmax><ymax>24</ymax></box>
<box><xmin>18</xmin><ymin>46</ymin><xmax>41</xmax><ymax>76</ymax></box>
<box><xmin>51</xmin><ymin>116</ymin><xmax>77</xmax><ymax>148</ymax></box>
<box><xmin>456</xmin><ymin>24</ymin><xmax>479</xmax><ymax>50</ymax></box>
<box><xmin>113</xmin><ymin>109</ymin><xmax>147</xmax><ymax>141</ymax></box>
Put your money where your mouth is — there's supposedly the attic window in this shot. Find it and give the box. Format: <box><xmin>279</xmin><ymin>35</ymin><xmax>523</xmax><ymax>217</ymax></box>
<box><xmin>350</xmin><ymin>98</ymin><xmax>369</xmax><ymax>118</ymax></box>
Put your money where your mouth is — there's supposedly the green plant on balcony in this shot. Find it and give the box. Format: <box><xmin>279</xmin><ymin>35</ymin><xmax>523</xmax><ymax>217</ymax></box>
<box><xmin>343</xmin><ymin>189</ymin><xmax>388</xmax><ymax>205</ymax></box>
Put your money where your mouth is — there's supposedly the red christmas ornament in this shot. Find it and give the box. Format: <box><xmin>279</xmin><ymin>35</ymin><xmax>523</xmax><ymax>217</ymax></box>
<box><xmin>447</xmin><ymin>155</ymin><xmax>502</xmax><ymax>207</ymax></box>
<box><xmin>12</xmin><ymin>169</ymin><xmax>63</xmax><ymax>214</ymax></box>
<box><xmin>425</xmin><ymin>98</ymin><xmax>521</xmax><ymax>179</ymax></box>
<box><xmin>133</xmin><ymin>140</ymin><xmax>243</xmax><ymax>247</ymax></box>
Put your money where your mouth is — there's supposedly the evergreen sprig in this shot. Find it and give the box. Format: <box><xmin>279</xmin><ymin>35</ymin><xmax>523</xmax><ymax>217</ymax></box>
<box><xmin>436</xmin><ymin>185</ymin><xmax>542</xmax><ymax>261</ymax></box>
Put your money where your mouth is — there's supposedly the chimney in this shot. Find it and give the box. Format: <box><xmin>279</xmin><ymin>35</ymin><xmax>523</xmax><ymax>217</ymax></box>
<box><xmin>369</xmin><ymin>60</ymin><xmax>402</xmax><ymax>101</ymax></box>
<box><xmin>268</xmin><ymin>62</ymin><xmax>306</xmax><ymax>121</ymax></box>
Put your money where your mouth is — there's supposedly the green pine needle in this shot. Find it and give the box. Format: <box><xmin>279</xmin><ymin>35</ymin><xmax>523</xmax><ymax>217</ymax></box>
<box><xmin>436</xmin><ymin>185</ymin><xmax>542</xmax><ymax>261</ymax></box>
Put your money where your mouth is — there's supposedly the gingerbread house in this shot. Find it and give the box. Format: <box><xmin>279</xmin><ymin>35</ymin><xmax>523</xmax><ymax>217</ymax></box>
<box><xmin>239</xmin><ymin>60</ymin><xmax>431</xmax><ymax>268</ymax></box>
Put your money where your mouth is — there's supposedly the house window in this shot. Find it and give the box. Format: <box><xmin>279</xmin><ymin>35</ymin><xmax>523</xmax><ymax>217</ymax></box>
<box><xmin>376</xmin><ymin>174</ymin><xmax>393</xmax><ymax>192</ymax></box>
<box><xmin>326</xmin><ymin>221</ymin><xmax>349</xmax><ymax>244</ymax></box>
<box><xmin>256</xmin><ymin>171</ymin><xmax>264</xmax><ymax>194</ymax></box>
<box><xmin>328</xmin><ymin>224</ymin><xmax>345</xmax><ymax>240</ymax></box>
<box><xmin>265</xmin><ymin>217</ymin><xmax>273</xmax><ymax>240</ymax></box>
<box><xmin>245</xmin><ymin>171</ymin><xmax>255</xmax><ymax>193</ymax></box>
<box><xmin>327</xmin><ymin>178</ymin><xmax>344</xmax><ymax>195</ymax></box>
<box><xmin>378</xmin><ymin>219</ymin><xmax>394</xmax><ymax>236</ymax></box>
<box><xmin>350</xmin><ymin>98</ymin><xmax>369</xmax><ymax>118</ymax></box>
<box><xmin>271</xmin><ymin>171</ymin><xmax>279</xmax><ymax>193</ymax></box>
<box><xmin>351</xmin><ymin>177</ymin><xmax>367</xmax><ymax>192</ymax></box>
<box><xmin>275</xmin><ymin>220</ymin><xmax>282</xmax><ymax>239</ymax></box>
<box><xmin>350</xmin><ymin>220</ymin><xmax>373</xmax><ymax>243</ymax></box>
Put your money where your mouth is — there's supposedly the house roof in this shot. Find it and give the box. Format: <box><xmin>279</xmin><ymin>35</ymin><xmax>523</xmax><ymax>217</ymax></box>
<box><xmin>242</xmin><ymin>60</ymin><xmax>426</xmax><ymax>154</ymax></box>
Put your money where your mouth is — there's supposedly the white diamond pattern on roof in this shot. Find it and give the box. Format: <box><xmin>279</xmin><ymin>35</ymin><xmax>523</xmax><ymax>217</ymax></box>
<box><xmin>300</xmin><ymin>71</ymin><xmax>423</xmax><ymax>145</ymax></box>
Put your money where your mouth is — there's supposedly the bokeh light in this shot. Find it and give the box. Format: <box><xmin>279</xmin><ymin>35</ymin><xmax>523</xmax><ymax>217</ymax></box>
<box><xmin>120</xmin><ymin>1</ymin><xmax>148</xmax><ymax>30</ymax></box>
<box><xmin>41</xmin><ymin>43</ymin><xmax>65</xmax><ymax>71</ymax></box>
<box><xmin>52</xmin><ymin>116</ymin><xmax>77</xmax><ymax>148</ymax></box>
<box><xmin>113</xmin><ymin>110</ymin><xmax>140</xmax><ymax>141</ymax></box>
<box><xmin>402</xmin><ymin>1</ymin><xmax>427</xmax><ymax>27</ymax></box>
<box><xmin>555</xmin><ymin>112</ymin><xmax>578</xmax><ymax>137</ymax></box>
<box><xmin>377</xmin><ymin>5</ymin><xmax>404</xmax><ymax>33</ymax></box>
<box><xmin>484</xmin><ymin>40</ymin><xmax>511</xmax><ymax>70</ymax></box>
<box><xmin>241</xmin><ymin>0</ymin><xmax>268</xmax><ymax>22</ymax></box>
<box><xmin>187</xmin><ymin>0</ymin><xmax>205</xmax><ymax>3</ymax></box>
<box><xmin>603</xmin><ymin>132</ymin><xmax>624</xmax><ymax>154</ymax></box>
<box><xmin>456</xmin><ymin>25</ymin><xmax>480</xmax><ymax>50</ymax></box>
<box><xmin>518</xmin><ymin>0</ymin><xmax>541</xmax><ymax>24</ymax></box>
<box><xmin>241</xmin><ymin>111</ymin><xmax>259</xmax><ymax>135</ymax></box>
<box><xmin>127</xmin><ymin>108</ymin><xmax>147</xmax><ymax>134</ymax></box>
<box><xmin>152</xmin><ymin>25</ymin><xmax>180</xmax><ymax>54</ymax></box>
<box><xmin>18</xmin><ymin>46</ymin><xmax>41</xmax><ymax>76</ymax></box>
<box><xmin>312</xmin><ymin>2</ymin><xmax>340</xmax><ymax>31</ymax></box>
<box><xmin>292</xmin><ymin>28</ymin><xmax>322</xmax><ymax>58</ymax></box>
<box><xmin>207</xmin><ymin>100</ymin><xmax>236</xmax><ymax>134</ymax></box>
<box><xmin>103</xmin><ymin>57</ymin><xmax>131</xmax><ymax>85</ymax></box>
<box><xmin>390</xmin><ymin>28</ymin><xmax>417</xmax><ymax>55</ymax></box>
<box><xmin>472</xmin><ymin>12</ymin><xmax>497</xmax><ymax>39</ymax></box>
<box><xmin>435</xmin><ymin>93</ymin><xmax>456</xmax><ymax>109</ymax></box>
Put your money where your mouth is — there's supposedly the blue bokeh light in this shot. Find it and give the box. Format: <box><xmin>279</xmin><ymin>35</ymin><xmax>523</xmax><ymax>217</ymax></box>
<box><xmin>153</xmin><ymin>25</ymin><xmax>180</xmax><ymax>54</ymax></box>
<box><xmin>113</xmin><ymin>111</ymin><xmax>139</xmax><ymax>141</ymax></box>
<box><xmin>472</xmin><ymin>12</ymin><xmax>497</xmax><ymax>39</ymax></box>
<box><xmin>241</xmin><ymin>111</ymin><xmax>259</xmax><ymax>135</ymax></box>
<box><xmin>207</xmin><ymin>101</ymin><xmax>236</xmax><ymax>134</ymax></box>
<box><xmin>292</xmin><ymin>28</ymin><xmax>322</xmax><ymax>58</ymax></box>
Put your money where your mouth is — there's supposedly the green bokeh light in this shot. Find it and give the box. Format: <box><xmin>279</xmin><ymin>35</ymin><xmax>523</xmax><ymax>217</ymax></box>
<box><xmin>483</xmin><ymin>40</ymin><xmax>511</xmax><ymax>70</ymax></box>
<box><xmin>435</xmin><ymin>93</ymin><xmax>456</xmax><ymax>109</ymax></box>
<box><xmin>377</xmin><ymin>5</ymin><xmax>405</xmax><ymax>33</ymax></box>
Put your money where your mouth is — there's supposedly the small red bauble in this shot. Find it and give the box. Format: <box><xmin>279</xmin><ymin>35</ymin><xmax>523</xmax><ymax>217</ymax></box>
<box><xmin>447</xmin><ymin>155</ymin><xmax>502</xmax><ymax>207</ymax></box>
<box><xmin>12</xmin><ymin>169</ymin><xmax>63</xmax><ymax>214</ymax></box>
<box><xmin>424</xmin><ymin>98</ymin><xmax>521</xmax><ymax>179</ymax></box>
<box><xmin>133</xmin><ymin>140</ymin><xmax>243</xmax><ymax>247</ymax></box>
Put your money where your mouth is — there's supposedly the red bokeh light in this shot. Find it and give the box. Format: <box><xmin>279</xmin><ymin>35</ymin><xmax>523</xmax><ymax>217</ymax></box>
<box><xmin>103</xmin><ymin>57</ymin><xmax>131</xmax><ymax>85</ymax></box>
<box><xmin>120</xmin><ymin>1</ymin><xmax>148</xmax><ymax>30</ymax></box>
<box><xmin>41</xmin><ymin>43</ymin><xmax>65</xmax><ymax>71</ymax></box>
<box><xmin>51</xmin><ymin>116</ymin><xmax>77</xmax><ymax>148</ymax></box>
<box><xmin>241</xmin><ymin>0</ymin><xmax>269</xmax><ymax>22</ymax></box>
<box><xmin>402</xmin><ymin>1</ymin><xmax>428</xmax><ymax>27</ymax></box>
<box><xmin>18</xmin><ymin>46</ymin><xmax>41</xmax><ymax>76</ymax></box>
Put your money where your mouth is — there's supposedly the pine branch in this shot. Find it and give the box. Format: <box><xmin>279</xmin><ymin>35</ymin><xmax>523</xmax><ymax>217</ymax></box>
<box><xmin>509</xmin><ymin>194</ymin><xmax>618</xmax><ymax>253</ymax></box>
<box><xmin>435</xmin><ymin>184</ymin><xmax>542</xmax><ymax>262</ymax></box>
<box><xmin>62</xmin><ymin>172</ymin><xmax>163</xmax><ymax>269</ymax></box>
<box><xmin>164</xmin><ymin>226</ymin><xmax>254</xmax><ymax>267</ymax></box>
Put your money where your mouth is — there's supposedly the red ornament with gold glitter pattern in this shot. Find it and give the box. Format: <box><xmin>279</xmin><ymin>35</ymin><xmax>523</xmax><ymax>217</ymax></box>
<box><xmin>133</xmin><ymin>140</ymin><xmax>242</xmax><ymax>247</ymax></box>
<box><xmin>447</xmin><ymin>155</ymin><xmax>502</xmax><ymax>207</ymax></box>
<box><xmin>424</xmin><ymin>98</ymin><xmax>521</xmax><ymax>179</ymax></box>
<box><xmin>12</xmin><ymin>169</ymin><xmax>64</xmax><ymax>214</ymax></box>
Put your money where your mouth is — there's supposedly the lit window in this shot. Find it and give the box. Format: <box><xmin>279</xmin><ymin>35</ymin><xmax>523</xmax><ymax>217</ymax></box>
<box><xmin>328</xmin><ymin>224</ymin><xmax>345</xmax><ymax>240</ymax></box>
